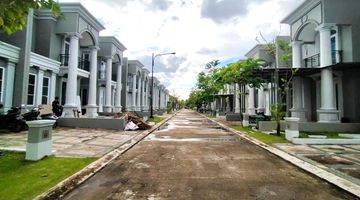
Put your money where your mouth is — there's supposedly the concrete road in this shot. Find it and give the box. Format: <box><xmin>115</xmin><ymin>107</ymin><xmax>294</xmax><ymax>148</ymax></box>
<box><xmin>64</xmin><ymin>110</ymin><xmax>356</xmax><ymax>200</ymax></box>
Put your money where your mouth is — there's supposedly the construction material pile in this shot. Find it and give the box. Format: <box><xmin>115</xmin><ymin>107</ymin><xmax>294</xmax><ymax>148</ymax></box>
<box><xmin>123</xmin><ymin>112</ymin><xmax>152</xmax><ymax>130</ymax></box>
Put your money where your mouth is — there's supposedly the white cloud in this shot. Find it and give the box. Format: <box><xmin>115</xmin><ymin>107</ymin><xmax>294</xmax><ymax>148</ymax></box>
<box><xmin>59</xmin><ymin>0</ymin><xmax>304</xmax><ymax>99</ymax></box>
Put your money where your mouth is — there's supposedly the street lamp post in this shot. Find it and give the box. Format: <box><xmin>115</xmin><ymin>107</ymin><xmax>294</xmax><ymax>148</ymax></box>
<box><xmin>150</xmin><ymin>52</ymin><xmax>175</xmax><ymax>118</ymax></box>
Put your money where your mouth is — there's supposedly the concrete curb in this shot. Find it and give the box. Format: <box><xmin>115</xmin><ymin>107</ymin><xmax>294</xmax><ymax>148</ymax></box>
<box><xmin>35</xmin><ymin>111</ymin><xmax>179</xmax><ymax>200</ymax></box>
<box><xmin>200</xmin><ymin>113</ymin><xmax>360</xmax><ymax>198</ymax></box>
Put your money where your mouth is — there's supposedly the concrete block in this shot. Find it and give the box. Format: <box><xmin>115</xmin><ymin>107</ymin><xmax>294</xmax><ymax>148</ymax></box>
<box><xmin>26</xmin><ymin>120</ymin><xmax>56</xmax><ymax>161</ymax></box>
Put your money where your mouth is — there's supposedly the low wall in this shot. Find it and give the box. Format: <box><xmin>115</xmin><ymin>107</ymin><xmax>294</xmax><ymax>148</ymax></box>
<box><xmin>259</xmin><ymin>121</ymin><xmax>360</xmax><ymax>133</ymax></box>
<box><xmin>226</xmin><ymin>113</ymin><xmax>242</xmax><ymax>121</ymax></box>
<box><xmin>58</xmin><ymin>118</ymin><xmax>125</xmax><ymax>130</ymax></box>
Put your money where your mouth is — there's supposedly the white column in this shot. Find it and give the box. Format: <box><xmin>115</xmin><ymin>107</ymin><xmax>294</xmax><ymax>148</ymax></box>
<box><xmin>132</xmin><ymin>74</ymin><xmax>137</xmax><ymax>111</ymax></box>
<box><xmin>291</xmin><ymin>40</ymin><xmax>307</xmax><ymax>121</ymax></box>
<box><xmin>318</xmin><ymin>24</ymin><xmax>333</xmax><ymax>67</ymax></box>
<box><xmin>3</xmin><ymin>62</ymin><xmax>16</xmax><ymax>112</ymax></box>
<box><xmin>104</xmin><ymin>57</ymin><xmax>113</xmax><ymax>112</ymax></box>
<box><xmin>159</xmin><ymin>89</ymin><xmax>162</xmax><ymax>109</ymax></box>
<box><xmin>256</xmin><ymin>85</ymin><xmax>265</xmax><ymax>113</ymax></box>
<box><xmin>137</xmin><ymin>77</ymin><xmax>141</xmax><ymax>111</ymax></box>
<box><xmin>265</xmin><ymin>83</ymin><xmax>271</xmax><ymax>116</ymax></box>
<box><xmin>49</xmin><ymin>72</ymin><xmax>56</xmax><ymax>103</ymax></box>
<box><xmin>292</xmin><ymin>41</ymin><xmax>302</xmax><ymax>68</ymax></box>
<box><xmin>85</xmin><ymin>46</ymin><xmax>99</xmax><ymax>118</ymax></box>
<box><xmin>35</xmin><ymin>69</ymin><xmax>44</xmax><ymax>106</ymax></box>
<box><xmin>141</xmin><ymin>79</ymin><xmax>145</xmax><ymax>111</ymax></box>
<box><xmin>63</xmin><ymin>34</ymin><xmax>79</xmax><ymax>117</ymax></box>
<box><xmin>234</xmin><ymin>84</ymin><xmax>241</xmax><ymax>114</ymax></box>
<box><xmin>247</xmin><ymin>86</ymin><xmax>255</xmax><ymax>115</ymax></box>
<box><xmin>98</xmin><ymin>86</ymin><xmax>104</xmax><ymax>113</ymax></box>
<box><xmin>317</xmin><ymin>24</ymin><xmax>339</xmax><ymax>122</ymax></box>
<box><xmin>318</xmin><ymin>68</ymin><xmax>338</xmax><ymax>122</ymax></box>
<box><xmin>114</xmin><ymin>63</ymin><xmax>122</xmax><ymax>112</ymax></box>
<box><xmin>290</xmin><ymin>77</ymin><xmax>307</xmax><ymax>121</ymax></box>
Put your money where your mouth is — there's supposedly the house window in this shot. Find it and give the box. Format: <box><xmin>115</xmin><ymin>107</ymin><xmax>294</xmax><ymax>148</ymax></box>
<box><xmin>331</xmin><ymin>37</ymin><xmax>337</xmax><ymax>64</ymax></box>
<box><xmin>61</xmin><ymin>38</ymin><xmax>70</xmax><ymax>66</ymax></box>
<box><xmin>64</xmin><ymin>37</ymin><xmax>70</xmax><ymax>55</ymax></box>
<box><xmin>27</xmin><ymin>74</ymin><xmax>36</xmax><ymax>105</ymax></box>
<box><xmin>0</xmin><ymin>67</ymin><xmax>4</xmax><ymax>102</ymax></box>
<box><xmin>42</xmin><ymin>77</ymin><xmax>50</xmax><ymax>104</ymax></box>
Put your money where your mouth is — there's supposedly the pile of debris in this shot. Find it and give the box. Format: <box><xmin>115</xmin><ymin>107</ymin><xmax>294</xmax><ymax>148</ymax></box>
<box><xmin>123</xmin><ymin>112</ymin><xmax>152</xmax><ymax>131</ymax></box>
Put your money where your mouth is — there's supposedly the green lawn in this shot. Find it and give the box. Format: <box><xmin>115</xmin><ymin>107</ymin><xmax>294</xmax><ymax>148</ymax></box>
<box><xmin>148</xmin><ymin>116</ymin><xmax>165</xmax><ymax>124</ymax></box>
<box><xmin>231</xmin><ymin>125</ymin><xmax>288</xmax><ymax>145</ymax></box>
<box><xmin>0</xmin><ymin>152</ymin><xmax>96</xmax><ymax>200</ymax></box>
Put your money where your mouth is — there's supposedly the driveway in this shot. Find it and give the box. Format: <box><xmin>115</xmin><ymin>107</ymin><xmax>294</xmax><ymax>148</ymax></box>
<box><xmin>0</xmin><ymin>128</ymin><xmax>142</xmax><ymax>157</ymax></box>
<box><xmin>64</xmin><ymin>110</ymin><xmax>355</xmax><ymax>199</ymax></box>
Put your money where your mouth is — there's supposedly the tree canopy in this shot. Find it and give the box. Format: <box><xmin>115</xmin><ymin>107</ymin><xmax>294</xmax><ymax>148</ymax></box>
<box><xmin>186</xmin><ymin>58</ymin><xmax>266</xmax><ymax>110</ymax></box>
<box><xmin>0</xmin><ymin>0</ymin><xmax>61</xmax><ymax>35</ymax></box>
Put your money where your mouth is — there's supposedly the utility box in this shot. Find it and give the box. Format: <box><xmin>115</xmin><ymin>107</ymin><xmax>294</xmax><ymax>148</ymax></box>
<box><xmin>25</xmin><ymin>120</ymin><xmax>56</xmax><ymax>161</ymax></box>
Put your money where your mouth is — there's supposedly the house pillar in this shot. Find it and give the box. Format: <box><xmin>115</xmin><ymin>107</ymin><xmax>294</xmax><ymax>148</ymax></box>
<box><xmin>234</xmin><ymin>84</ymin><xmax>240</xmax><ymax>114</ymax></box>
<box><xmin>317</xmin><ymin>24</ymin><xmax>339</xmax><ymax>122</ymax></box>
<box><xmin>137</xmin><ymin>77</ymin><xmax>141</xmax><ymax>111</ymax></box>
<box><xmin>98</xmin><ymin>86</ymin><xmax>105</xmax><ymax>113</ymax></box>
<box><xmin>114</xmin><ymin>62</ymin><xmax>122</xmax><ymax>112</ymax></box>
<box><xmin>86</xmin><ymin>46</ymin><xmax>99</xmax><ymax>118</ymax></box>
<box><xmin>291</xmin><ymin>39</ymin><xmax>308</xmax><ymax>121</ymax></box>
<box><xmin>141</xmin><ymin>79</ymin><xmax>146</xmax><ymax>111</ymax></box>
<box><xmin>247</xmin><ymin>86</ymin><xmax>255</xmax><ymax>115</ymax></box>
<box><xmin>290</xmin><ymin>77</ymin><xmax>307</xmax><ymax>121</ymax></box>
<box><xmin>257</xmin><ymin>85</ymin><xmax>265</xmax><ymax>113</ymax></box>
<box><xmin>318</xmin><ymin>24</ymin><xmax>334</xmax><ymax>67</ymax></box>
<box><xmin>265</xmin><ymin>83</ymin><xmax>271</xmax><ymax>116</ymax></box>
<box><xmin>35</xmin><ymin>69</ymin><xmax>44</xmax><ymax>106</ymax></box>
<box><xmin>104</xmin><ymin>57</ymin><xmax>113</xmax><ymax>112</ymax></box>
<box><xmin>63</xmin><ymin>34</ymin><xmax>79</xmax><ymax>117</ymax></box>
<box><xmin>292</xmin><ymin>41</ymin><xmax>302</xmax><ymax>68</ymax></box>
<box><xmin>132</xmin><ymin>74</ymin><xmax>137</xmax><ymax>111</ymax></box>
<box><xmin>49</xmin><ymin>72</ymin><xmax>56</xmax><ymax>103</ymax></box>
<box><xmin>3</xmin><ymin>62</ymin><xmax>16</xmax><ymax>111</ymax></box>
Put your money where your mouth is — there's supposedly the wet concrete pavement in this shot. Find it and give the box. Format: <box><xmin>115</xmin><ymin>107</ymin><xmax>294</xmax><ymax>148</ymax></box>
<box><xmin>64</xmin><ymin>110</ymin><xmax>356</xmax><ymax>200</ymax></box>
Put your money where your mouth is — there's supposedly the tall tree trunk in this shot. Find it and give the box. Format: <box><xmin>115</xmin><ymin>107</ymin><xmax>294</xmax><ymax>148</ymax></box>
<box><xmin>276</xmin><ymin>120</ymin><xmax>281</xmax><ymax>136</ymax></box>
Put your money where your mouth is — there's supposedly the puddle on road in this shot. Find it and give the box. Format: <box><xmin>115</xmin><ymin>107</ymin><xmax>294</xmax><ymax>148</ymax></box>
<box><xmin>150</xmin><ymin>115</ymin><xmax>237</xmax><ymax>142</ymax></box>
<box><xmin>145</xmin><ymin>134</ymin><xmax>239</xmax><ymax>142</ymax></box>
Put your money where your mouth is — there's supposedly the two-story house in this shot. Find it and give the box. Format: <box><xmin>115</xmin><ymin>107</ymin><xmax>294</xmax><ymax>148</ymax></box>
<box><xmin>282</xmin><ymin>0</ymin><xmax>360</xmax><ymax>123</ymax></box>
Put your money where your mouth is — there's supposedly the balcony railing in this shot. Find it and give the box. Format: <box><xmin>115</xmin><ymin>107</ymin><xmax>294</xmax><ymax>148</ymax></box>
<box><xmin>78</xmin><ymin>58</ymin><xmax>90</xmax><ymax>71</ymax></box>
<box><xmin>59</xmin><ymin>54</ymin><xmax>90</xmax><ymax>71</ymax></box>
<box><xmin>303</xmin><ymin>50</ymin><xmax>343</xmax><ymax>68</ymax></box>
<box><xmin>59</xmin><ymin>54</ymin><xmax>69</xmax><ymax>66</ymax></box>
<box><xmin>304</xmin><ymin>54</ymin><xmax>320</xmax><ymax>68</ymax></box>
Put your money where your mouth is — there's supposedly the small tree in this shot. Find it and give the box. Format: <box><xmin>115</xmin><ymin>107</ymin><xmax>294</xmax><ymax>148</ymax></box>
<box><xmin>0</xmin><ymin>0</ymin><xmax>61</xmax><ymax>35</ymax></box>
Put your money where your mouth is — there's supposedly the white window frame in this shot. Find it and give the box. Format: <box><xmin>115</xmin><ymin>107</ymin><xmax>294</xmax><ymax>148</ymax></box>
<box><xmin>27</xmin><ymin>73</ymin><xmax>37</xmax><ymax>106</ymax></box>
<box><xmin>41</xmin><ymin>76</ymin><xmax>50</xmax><ymax>105</ymax></box>
<box><xmin>0</xmin><ymin>67</ymin><xmax>5</xmax><ymax>103</ymax></box>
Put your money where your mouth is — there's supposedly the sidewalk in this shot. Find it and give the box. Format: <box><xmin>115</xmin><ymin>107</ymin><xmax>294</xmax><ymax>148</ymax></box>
<box><xmin>0</xmin><ymin>128</ymin><xmax>144</xmax><ymax>157</ymax></box>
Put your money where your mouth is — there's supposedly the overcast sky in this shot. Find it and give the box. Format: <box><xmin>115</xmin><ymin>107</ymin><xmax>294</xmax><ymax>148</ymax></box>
<box><xmin>60</xmin><ymin>0</ymin><xmax>305</xmax><ymax>99</ymax></box>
